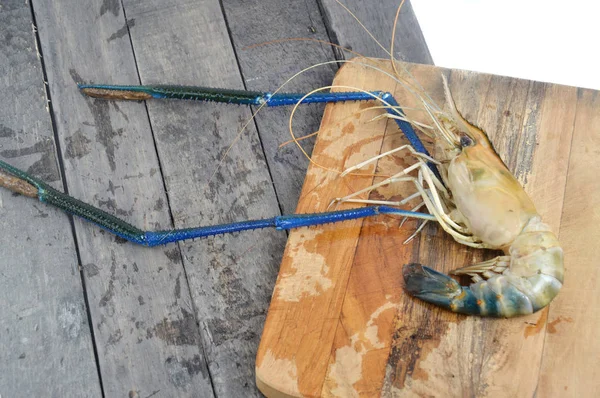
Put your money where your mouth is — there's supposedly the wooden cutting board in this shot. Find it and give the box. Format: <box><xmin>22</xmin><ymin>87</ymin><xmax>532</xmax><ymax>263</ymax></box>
<box><xmin>255</xmin><ymin>59</ymin><xmax>600</xmax><ymax>397</ymax></box>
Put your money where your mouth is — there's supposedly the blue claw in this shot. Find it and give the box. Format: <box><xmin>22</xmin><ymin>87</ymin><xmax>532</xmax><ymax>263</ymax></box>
<box><xmin>77</xmin><ymin>84</ymin><xmax>439</xmax><ymax>176</ymax></box>
<box><xmin>0</xmin><ymin>158</ymin><xmax>436</xmax><ymax>246</ymax></box>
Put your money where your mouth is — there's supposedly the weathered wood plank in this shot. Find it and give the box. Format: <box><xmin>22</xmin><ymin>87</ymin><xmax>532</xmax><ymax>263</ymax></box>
<box><xmin>31</xmin><ymin>1</ymin><xmax>214</xmax><ymax>396</ymax></box>
<box><xmin>0</xmin><ymin>1</ymin><xmax>101</xmax><ymax>396</ymax></box>
<box><xmin>120</xmin><ymin>0</ymin><xmax>286</xmax><ymax>395</ymax></box>
<box><xmin>222</xmin><ymin>0</ymin><xmax>337</xmax><ymax>214</ymax></box>
<box><xmin>538</xmin><ymin>89</ymin><xmax>600</xmax><ymax>397</ymax></box>
<box><xmin>319</xmin><ymin>0</ymin><xmax>433</xmax><ymax>63</ymax></box>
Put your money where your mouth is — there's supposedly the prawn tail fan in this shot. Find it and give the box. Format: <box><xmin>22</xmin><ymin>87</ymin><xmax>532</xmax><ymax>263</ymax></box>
<box><xmin>403</xmin><ymin>263</ymin><xmax>481</xmax><ymax>315</ymax></box>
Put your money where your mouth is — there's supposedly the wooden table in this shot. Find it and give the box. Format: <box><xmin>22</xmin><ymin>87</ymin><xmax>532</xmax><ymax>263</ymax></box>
<box><xmin>0</xmin><ymin>0</ymin><xmax>430</xmax><ymax>397</ymax></box>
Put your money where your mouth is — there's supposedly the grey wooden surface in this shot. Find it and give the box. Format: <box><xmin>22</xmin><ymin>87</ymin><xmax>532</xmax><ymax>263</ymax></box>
<box><xmin>0</xmin><ymin>0</ymin><xmax>430</xmax><ymax>396</ymax></box>
<box><xmin>0</xmin><ymin>1</ymin><xmax>101</xmax><ymax>397</ymax></box>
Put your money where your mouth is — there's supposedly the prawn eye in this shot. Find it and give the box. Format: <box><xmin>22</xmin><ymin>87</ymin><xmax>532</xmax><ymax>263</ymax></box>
<box><xmin>460</xmin><ymin>135</ymin><xmax>474</xmax><ymax>147</ymax></box>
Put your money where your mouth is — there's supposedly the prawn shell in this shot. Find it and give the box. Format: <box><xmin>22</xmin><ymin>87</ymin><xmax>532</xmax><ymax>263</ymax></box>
<box><xmin>504</xmin><ymin>273</ymin><xmax>563</xmax><ymax>312</ymax></box>
<box><xmin>403</xmin><ymin>264</ymin><xmax>542</xmax><ymax>317</ymax></box>
<box><xmin>509</xmin><ymin>219</ymin><xmax>564</xmax><ymax>282</ymax></box>
<box><xmin>446</xmin><ymin>148</ymin><xmax>538</xmax><ymax>249</ymax></box>
<box><xmin>470</xmin><ymin>276</ymin><xmax>534</xmax><ymax>317</ymax></box>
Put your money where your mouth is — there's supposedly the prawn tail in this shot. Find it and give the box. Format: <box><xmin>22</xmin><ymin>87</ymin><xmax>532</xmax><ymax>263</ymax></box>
<box><xmin>403</xmin><ymin>263</ymin><xmax>558</xmax><ymax>317</ymax></box>
<box><xmin>403</xmin><ymin>263</ymin><xmax>482</xmax><ymax>315</ymax></box>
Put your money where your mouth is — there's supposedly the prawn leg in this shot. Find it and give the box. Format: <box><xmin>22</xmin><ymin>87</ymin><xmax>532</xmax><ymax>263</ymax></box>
<box><xmin>78</xmin><ymin>84</ymin><xmax>438</xmax><ymax>176</ymax></box>
<box><xmin>0</xmin><ymin>159</ymin><xmax>434</xmax><ymax>247</ymax></box>
<box><xmin>334</xmin><ymin>145</ymin><xmax>481</xmax><ymax>243</ymax></box>
<box><xmin>451</xmin><ymin>256</ymin><xmax>511</xmax><ymax>281</ymax></box>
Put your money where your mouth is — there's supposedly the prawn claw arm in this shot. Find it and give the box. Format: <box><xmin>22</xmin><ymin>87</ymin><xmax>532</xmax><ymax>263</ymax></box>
<box><xmin>0</xmin><ymin>159</ymin><xmax>434</xmax><ymax>247</ymax></box>
<box><xmin>77</xmin><ymin>84</ymin><xmax>439</xmax><ymax>177</ymax></box>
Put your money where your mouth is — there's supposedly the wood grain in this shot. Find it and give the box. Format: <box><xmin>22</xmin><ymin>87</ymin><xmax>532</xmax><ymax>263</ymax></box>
<box><xmin>119</xmin><ymin>1</ymin><xmax>433</xmax><ymax>395</ymax></box>
<box><xmin>384</xmin><ymin>68</ymin><xmax>576</xmax><ymax>397</ymax></box>
<box><xmin>222</xmin><ymin>0</ymin><xmax>336</xmax><ymax>215</ymax></box>
<box><xmin>538</xmin><ymin>89</ymin><xmax>600</xmax><ymax>397</ymax></box>
<box><xmin>5</xmin><ymin>0</ymin><xmax>593</xmax><ymax>394</ymax></box>
<box><xmin>256</xmin><ymin>61</ymin><xmax>397</xmax><ymax>397</ymax></box>
<box><xmin>121</xmin><ymin>0</ymin><xmax>286</xmax><ymax>395</ymax></box>
<box><xmin>319</xmin><ymin>0</ymin><xmax>432</xmax><ymax>64</ymax></box>
<box><xmin>256</xmin><ymin>59</ymin><xmax>592</xmax><ymax>397</ymax></box>
<box><xmin>31</xmin><ymin>1</ymin><xmax>214</xmax><ymax>396</ymax></box>
<box><xmin>222</xmin><ymin>0</ymin><xmax>433</xmax><ymax>215</ymax></box>
<box><xmin>0</xmin><ymin>1</ymin><xmax>101</xmax><ymax>396</ymax></box>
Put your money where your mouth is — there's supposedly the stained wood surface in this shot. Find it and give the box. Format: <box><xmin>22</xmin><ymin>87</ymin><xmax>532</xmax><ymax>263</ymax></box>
<box><xmin>256</xmin><ymin>59</ymin><xmax>598</xmax><ymax>397</ymax></box>
<box><xmin>0</xmin><ymin>1</ymin><xmax>101</xmax><ymax>396</ymax></box>
<box><xmin>122</xmin><ymin>0</ymin><xmax>284</xmax><ymax>395</ymax></box>
<box><xmin>223</xmin><ymin>0</ymin><xmax>432</xmax><ymax>214</ymax></box>
<box><xmin>537</xmin><ymin>89</ymin><xmax>600</xmax><ymax>397</ymax></box>
<box><xmin>0</xmin><ymin>0</ymin><xmax>430</xmax><ymax>397</ymax></box>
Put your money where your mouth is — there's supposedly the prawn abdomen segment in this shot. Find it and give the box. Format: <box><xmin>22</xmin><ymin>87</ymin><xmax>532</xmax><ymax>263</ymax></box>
<box><xmin>509</xmin><ymin>217</ymin><xmax>564</xmax><ymax>282</ymax></box>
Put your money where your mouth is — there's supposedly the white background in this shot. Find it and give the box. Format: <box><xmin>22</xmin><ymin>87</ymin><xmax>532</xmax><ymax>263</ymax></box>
<box><xmin>411</xmin><ymin>0</ymin><xmax>600</xmax><ymax>90</ymax></box>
